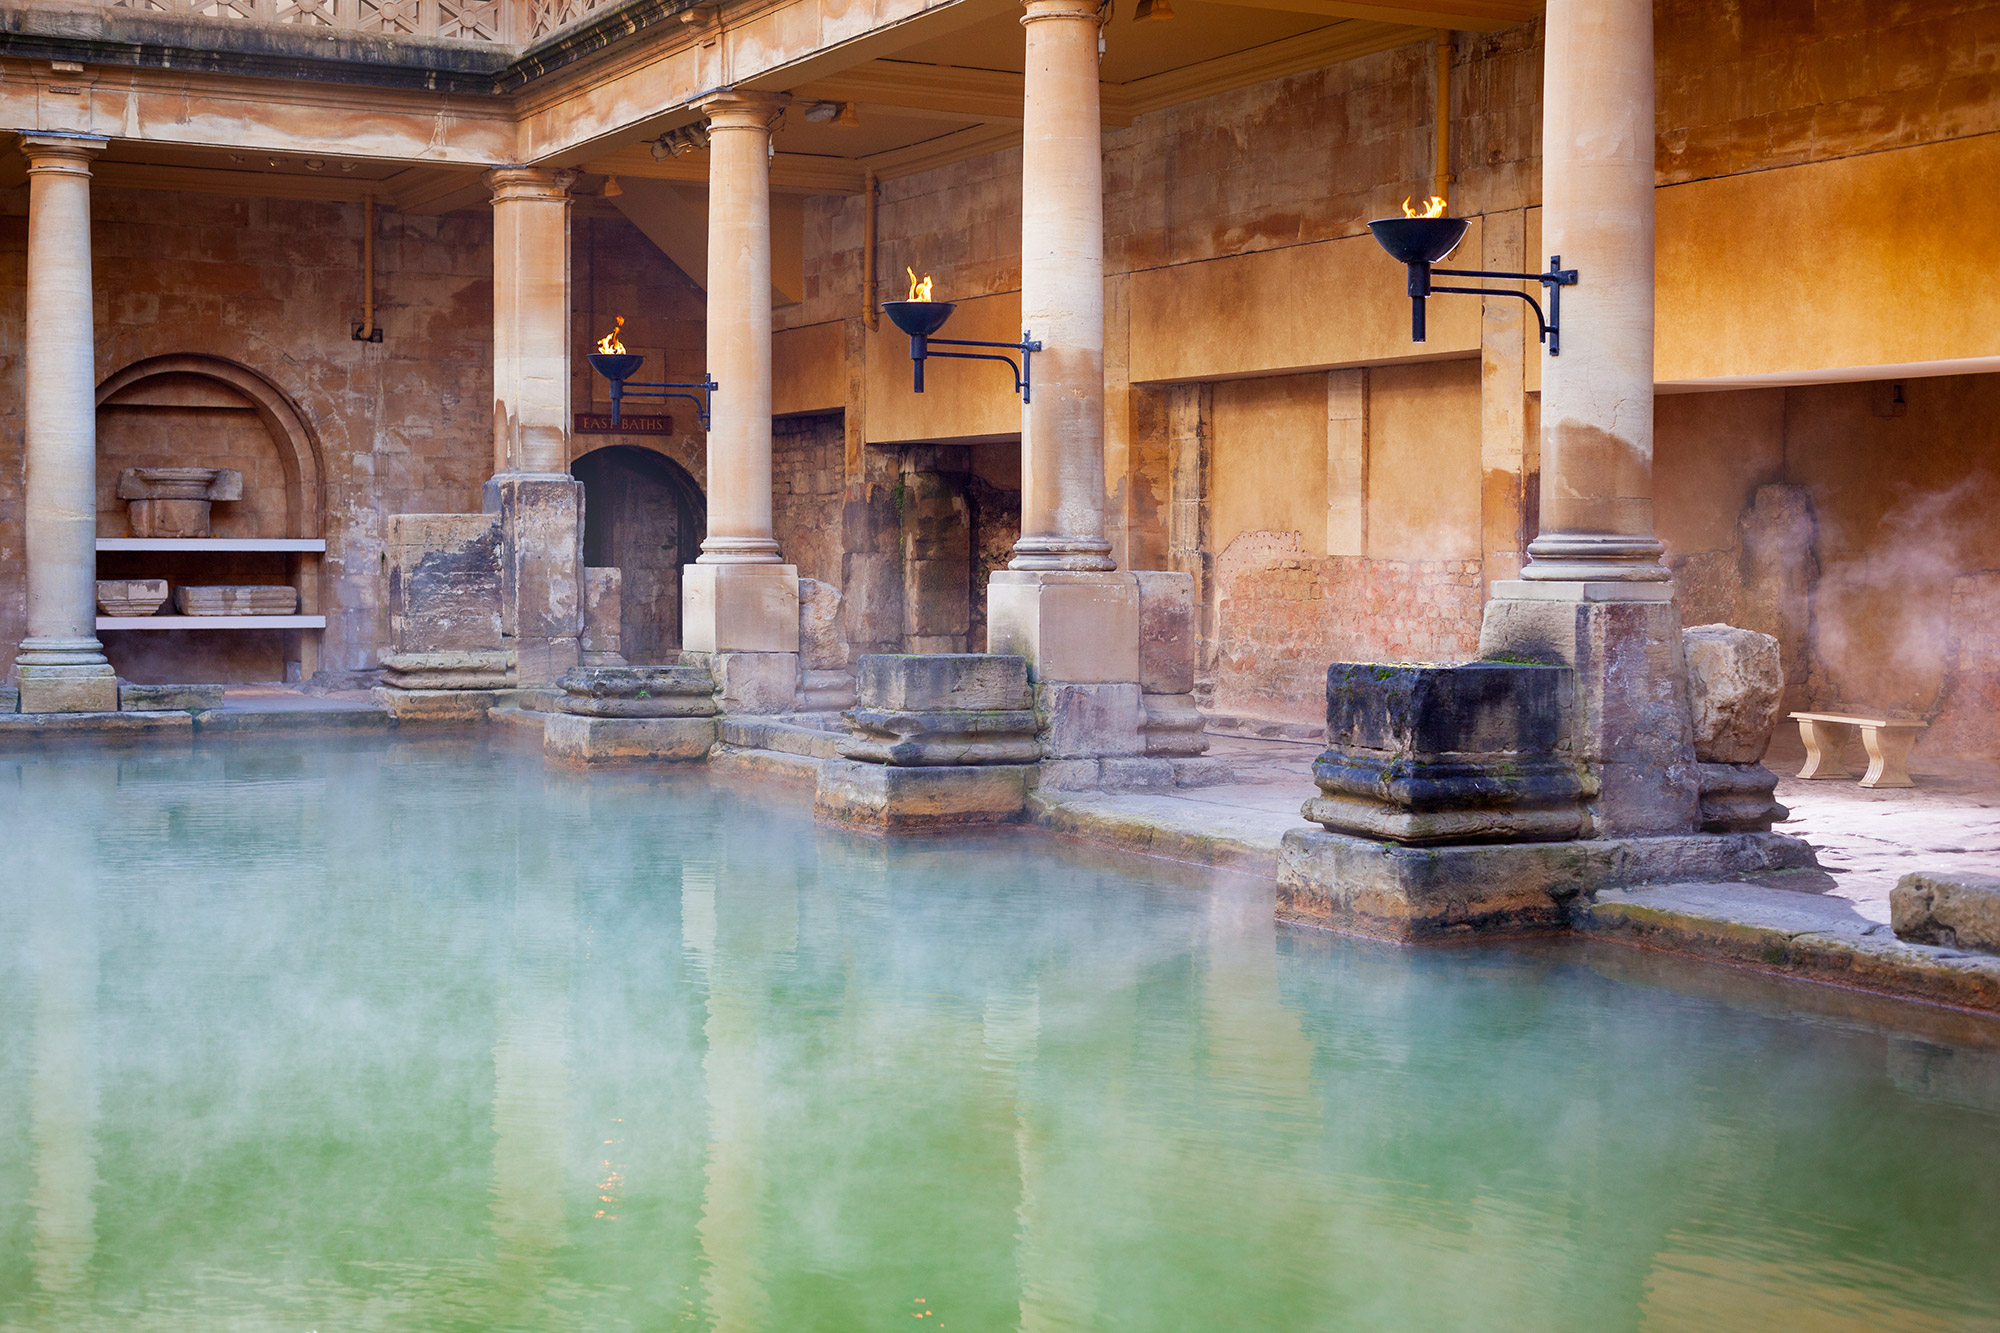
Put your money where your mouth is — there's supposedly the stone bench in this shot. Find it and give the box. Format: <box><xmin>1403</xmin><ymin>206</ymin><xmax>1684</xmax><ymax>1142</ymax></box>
<box><xmin>1790</xmin><ymin>712</ymin><xmax>1927</xmax><ymax>789</ymax></box>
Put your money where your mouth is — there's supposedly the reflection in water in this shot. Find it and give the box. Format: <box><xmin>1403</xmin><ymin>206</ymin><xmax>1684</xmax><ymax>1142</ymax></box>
<box><xmin>27</xmin><ymin>771</ymin><xmax>101</xmax><ymax>1310</ymax></box>
<box><xmin>1</xmin><ymin>735</ymin><xmax>1998</xmax><ymax>1332</ymax></box>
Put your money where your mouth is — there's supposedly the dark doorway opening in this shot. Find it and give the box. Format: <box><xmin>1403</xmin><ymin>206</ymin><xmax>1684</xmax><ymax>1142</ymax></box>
<box><xmin>573</xmin><ymin>446</ymin><xmax>706</xmax><ymax>663</ymax></box>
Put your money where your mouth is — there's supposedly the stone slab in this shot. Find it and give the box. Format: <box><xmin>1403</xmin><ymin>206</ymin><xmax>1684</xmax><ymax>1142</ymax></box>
<box><xmin>814</xmin><ymin>757</ymin><xmax>1031</xmax><ymax>830</ymax></box>
<box><xmin>856</xmin><ymin>653</ymin><xmax>1031</xmax><ymax>712</ymax></box>
<box><xmin>195</xmin><ymin>703</ymin><xmax>393</xmax><ymax>733</ymax></box>
<box><xmin>119</xmin><ymin>682</ymin><xmax>226</xmax><ymax>712</ymax></box>
<box><xmin>543</xmin><ymin>713</ymin><xmax>716</xmax><ymax>764</ymax></box>
<box><xmin>1277</xmin><ymin>827</ymin><xmax>1820</xmax><ymax>942</ymax></box>
<box><xmin>1134</xmin><ymin>570</ymin><xmax>1197</xmax><ymax>696</ymax></box>
<box><xmin>372</xmin><ymin>686</ymin><xmax>504</xmax><ymax>723</ymax></box>
<box><xmin>0</xmin><ymin>710</ymin><xmax>193</xmax><ymax>738</ymax></box>
<box><xmin>721</xmin><ymin>716</ymin><xmax>848</xmax><ymax>760</ymax></box>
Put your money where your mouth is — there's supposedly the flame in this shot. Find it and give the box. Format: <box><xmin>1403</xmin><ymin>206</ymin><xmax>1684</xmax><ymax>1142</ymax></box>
<box><xmin>595</xmin><ymin>316</ymin><xmax>627</xmax><ymax>354</ymax></box>
<box><xmin>1402</xmin><ymin>195</ymin><xmax>1449</xmax><ymax>219</ymax></box>
<box><xmin>906</xmin><ymin>267</ymin><xmax>934</xmax><ymax>301</ymax></box>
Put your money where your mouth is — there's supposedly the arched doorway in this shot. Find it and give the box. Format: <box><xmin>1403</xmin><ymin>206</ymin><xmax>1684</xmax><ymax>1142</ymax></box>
<box><xmin>572</xmin><ymin>446</ymin><xmax>706</xmax><ymax>663</ymax></box>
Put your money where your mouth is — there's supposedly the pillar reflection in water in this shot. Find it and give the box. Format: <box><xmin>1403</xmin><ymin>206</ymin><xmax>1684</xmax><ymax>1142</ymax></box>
<box><xmin>25</xmin><ymin>767</ymin><xmax>104</xmax><ymax>1310</ymax></box>
<box><xmin>488</xmin><ymin>770</ymin><xmax>579</xmax><ymax>1305</ymax></box>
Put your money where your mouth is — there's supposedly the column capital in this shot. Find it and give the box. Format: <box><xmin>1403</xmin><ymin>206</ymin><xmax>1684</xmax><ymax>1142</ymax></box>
<box><xmin>695</xmin><ymin>89</ymin><xmax>790</xmax><ymax>132</ymax></box>
<box><xmin>19</xmin><ymin>133</ymin><xmax>107</xmax><ymax>174</ymax></box>
<box><xmin>1020</xmin><ymin>0</ymin><xmax>1101</xmax><ymax>25</ymax></box>
<box><xmin>484</xmin><ymin>165</ymin><xmax>577</xmax><ymax>204</ymax></box>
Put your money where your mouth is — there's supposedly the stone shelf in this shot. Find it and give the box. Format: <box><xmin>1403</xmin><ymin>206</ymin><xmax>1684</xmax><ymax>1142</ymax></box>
<box><xmin>96</xmin><ymin>537</ymin><xmax>327</xmax><ymax>552</ymax></box>
<box><xmin>97</xmin><ymin>615</ymin><xmax>328</xmax><ymax>631</ymax></box>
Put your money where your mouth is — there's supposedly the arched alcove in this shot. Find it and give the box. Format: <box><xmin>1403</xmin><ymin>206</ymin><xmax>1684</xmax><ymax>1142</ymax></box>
<box><xmin>93</xmin><ymin>355</ymin><xmax>327</xmax><ymax>684</ymax></box>
<box><xmin>572</xmin><ymin>445</ymin><xmax>706</xmax><ymax>663</ymax></box>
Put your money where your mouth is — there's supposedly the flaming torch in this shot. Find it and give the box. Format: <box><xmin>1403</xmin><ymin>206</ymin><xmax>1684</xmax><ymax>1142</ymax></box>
<box><xmin>880</xmin><ymin>267</ymin><xmax>1042</xmax><ymax>402</ymax></box>
<box><xmin>1365</xmin><ymin>195</ymin><xmax>1578</xmax><ymax>353</ymax></box>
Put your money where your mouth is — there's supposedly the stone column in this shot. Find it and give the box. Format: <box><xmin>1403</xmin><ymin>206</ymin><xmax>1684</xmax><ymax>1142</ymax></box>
<box><xmin>1518</xmin><ymin>0</ymin><xmax>1663</xmax><ymax>586</ymax></box>
<box><xmin>487</xmin><ymin>167</ymin><xmax>585</xmax><ymax>687</ymax></box>
<box><xmin>682</xmin><ymin>91</ymin><xmax>798</xmax><ymax>709</ymax></box>
<box><xmin>988</xmin><ymin>0</ymin><xmax>1141</xmax><ymax>718</ymax></box>
<box><xmin>1010</xmin><ymin>0</ymin><xmax>1111</xmax><ymax>575</ymax></box>
<box><xmin>14</xmin><ymin>133</ymin><xmax>115</xmax><ymax>715</ymax></box>
<box><xmin>1481</xmin><ymin>0</ymin><xmax>1698</xmax><ymax>836</ymax></box>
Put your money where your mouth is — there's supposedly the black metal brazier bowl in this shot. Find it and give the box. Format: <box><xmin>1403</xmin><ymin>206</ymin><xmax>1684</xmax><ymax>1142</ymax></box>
<box><xmin>588</xmin><ymin>351</ymin><xmax>645</xmax><ymax>382</ymax></box>
<box><xmin>882</xmin><ymin>300</ymin><xmax>957</xmax><ymax>338</ymax></box>
<box><xmin>1367</xmin><ymin>216</ymin><xmax>1470</xmax><ymax>266</ymax></box>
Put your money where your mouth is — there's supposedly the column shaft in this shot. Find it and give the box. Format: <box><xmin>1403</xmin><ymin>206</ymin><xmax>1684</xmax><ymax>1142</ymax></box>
<box><xmin>488</xmin><ymin>167</ymin><xmax>574</xmax><ymax>478</ymax></box>
<box><xmin>699</xmin><ymin>92</ymin><xmax>785</xmax><ymax>565</ymax></box>
<box><xmin>1521</xmin><ymin>0</ymin><xmax>1665</xmax><ymax>582</ymax></box>
<box><xmin>15</xmin><ymin>134</ymin><xmax>115</xmax><ymax>714</ymax></box>
<box><xmin>1011</xmin><ymin>0</ymin><xmax>1113</xmax><ymax>572</ymax></box>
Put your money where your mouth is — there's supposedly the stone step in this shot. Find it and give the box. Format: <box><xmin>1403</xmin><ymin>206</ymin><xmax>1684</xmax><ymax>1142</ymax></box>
<box><xmin>720</xmin><ymin>715</ymin><xmax>847</xmax><ymax>760</ymax></box>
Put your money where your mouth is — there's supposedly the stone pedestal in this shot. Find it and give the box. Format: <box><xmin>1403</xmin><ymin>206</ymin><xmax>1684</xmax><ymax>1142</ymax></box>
<box><xmin>987</xmin><ymin>570</ymin><xmax>1137</xmax><ymax>682</ymax></box>
<box><xmin>682</xmin><ymin>563</ymin><xmax>800</xmax><ymax>654</ymax></box>
<box><xmin>816</xmin><ymin>653</ymin><xmax>1037</xmax><ymax>829</ymax></box>
<box><xmin>1303</xmin><ymin>661</ymin><xmax>1588</xmax><ymax>845</ymax></box>
<box><xmin>117</xmin><ymin>466</ymin><xmax>241</xmax><ymax>539</ymax></box>
<box><xmin>1480</xmin><ymin>581</ymin><xmax>1700</xmax><ymax>837</ymax></box>
<box><xmin>543</xmin><ymin>664</ymin><xmax>718</xmax><ymax>764</ymax></box>
<box><xmin>1684</xmin><ymin>623</ymin><xmax>1788</xmax><ymax>833</ymax></box>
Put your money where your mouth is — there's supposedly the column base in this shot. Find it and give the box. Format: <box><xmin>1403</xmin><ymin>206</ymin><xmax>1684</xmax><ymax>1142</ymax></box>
<box><xmin>1480</xmin><ymin>583</ymin><xmax>1701</xmax><ymax>837</ymax></box>
<box><xmin>17</xmin><ymin>662</ymin><xmax>118</xmax><ymax>714</ymax></box>
<box><xmin>987</xmin><ymin>570</ymin><xmax>1138</xmax><ymax>683</ymax></box>
<box><xmin>682</xmin><ymin>563</ymin><xmax>799</xmax><ymax>653</ymax></box>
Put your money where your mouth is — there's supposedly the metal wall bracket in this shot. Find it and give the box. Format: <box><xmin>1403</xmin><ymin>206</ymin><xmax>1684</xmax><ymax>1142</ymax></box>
<box><xmin>1418</xmin><ymin>255</ymin><xmax>1579</xmax><ymax>355</ymax></box>
<box><xmin>606</xmin><ymin>375</ymin><xmax>720</xmax><ymax>429</ymax></box>
<box><xmin>907</xmin><ymin>331</ymin><xmax>1043</xmax><ymax>402</ymax></box>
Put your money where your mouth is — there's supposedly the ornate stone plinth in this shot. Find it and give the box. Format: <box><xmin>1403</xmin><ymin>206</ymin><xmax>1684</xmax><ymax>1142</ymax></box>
<box><xmin>542</xmin><ymin>664</ymin><xmax>718</xmax><ymax>764</ymax></box>
<box><xmin>118</xmin><ymin>466</ymin><xmax>241</xmax><ymax>539</ymax></box>
<box><xmin>817</xmin><ymin>653</ymin><xmax>1038</xmax><ymax>828</ymax></box>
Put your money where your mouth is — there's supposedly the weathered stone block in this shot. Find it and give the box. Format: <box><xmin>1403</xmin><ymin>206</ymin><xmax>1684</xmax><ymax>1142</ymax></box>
<box><xmin>1135</xmin><ymin>570</ymin><xmax>1197</xmax><ymax>695</ymax></box>
<box><xmin>385</xmin><ymin>512</ymin><xmax>503</xmax><ymax>654</ymax></box>
<box><xmin>18</xmin><ymin>665</ymin><xmax>119</xmax><ymax>715</ymax></box>
<box><xmin>1683</xmin><ymin>623</ymin><xmax>1784</xmax><ymax>765</ymax></box>
<box><xmin>797</xmin><ymin>669</ymin><xmax>857</xmax><ymax>712</ymax></box>
<box><xmin>686</xmin><ymin>650</ymin><xmax>798</xmax><ymax>714</ymax></box>
<box><xmin>381</xmin><ymin>650</ymin><xmax>514</xmax><ymax>689</ymax></box>
<box><xmin>497</xmin><ymin>476</ymin><xmax>585</xmax><ymax>647</ymax></box>
<box><xmin>987</xmin><ymin>570</ymin><xmax>1139</xmax><ymax>683</ymax></box>
<box><xmin>1305</xmin><ymin>662</ymin><xmax>1587</xmax><ymax>844</ymax></box>
<box><xmin>1892</xmin><ymin>872</ymin><xmax>2000</xmax><ymax>954</ymax></box>
<box><xmin>1480</xmin><ymin>588</ymin><xmax>1701</xmax><ymax>837</ymax></box>
<box><xmin>814</xmin><ymin>757</ymin><xmax>1031</xmax><ymax>830</ymax></box>
<box><xmin>1037</xmin><ymin>681</ymin><xmax>1144</xmax><ymax>759</ymax></box>
<box><xmin>682</xmin><ymin>564</ymin><xmax>800</xmax><ymax>654</ymax></box>
<box><xmin>583</xmin><ymin>566</ymin><xmax>623</xmax><ymax>664</ymax></box>
<box><xmin>857</xmin><ymin>653</ymin><xmax>1031</xmax><ymax>712</ymax></box>
<box><xmin>372</xmin><ymin>686</ymin><xmax>504</xmax><ymax>722</ymax></box>
<box><xmin>119</xmin><ymin>682</ymin><xmax>225</xmax><ymax>712</ymax></box>
<box><xmin>0</xmin><ymin>685</ymin><xmax>17</xmax><ymax>713</ymax></box>
<box><xmin>555</xmin><ymin>664</ymin><xmax>716</xmax><ymax>717</ymax></box>
<box><xmin>798</xmin><ymin>577</ymin><xmax>847</xmax><ymax>670</ymax></box>
<box><xmin>1141</xmin><ymin>691</ymin><xmax>1209</xmax><ymax>757</ymax></box>
<box><xmin>840</xmin><ymin>707</ymin><xmax>1040</xmax><ymax>766</ymax></box>
<box><xmin>544</xmin><ymin>712</ymin><xmax>717</xmax><ymax>764</ymax></box>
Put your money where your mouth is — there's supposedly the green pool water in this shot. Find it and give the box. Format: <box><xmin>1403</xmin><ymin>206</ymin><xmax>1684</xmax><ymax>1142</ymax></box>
<box><xmin>3</xmin><ymin>734</ymin><xmax>1998</xmax><ymax>1332</ymax></box>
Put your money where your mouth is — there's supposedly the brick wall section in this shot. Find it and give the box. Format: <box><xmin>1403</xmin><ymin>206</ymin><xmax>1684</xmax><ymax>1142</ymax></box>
<box><xmin>1210</xmin><ymin>531</ymin><xmax>1485</xmax><ymax>726</ymax></box>
<box><xmin>773</xmin><ymin>411</ymin><xmax>844</xmax><ymax>586</ymax></box>
<box><xmin>0</xmin><ymin>188</ymin><xmax>494</xmax><ymax>684</ymax></box>
<box><xmin>1657</xmin><ymin>0</ymin><xmax>2000</xmax><ymax>185</ymax></box>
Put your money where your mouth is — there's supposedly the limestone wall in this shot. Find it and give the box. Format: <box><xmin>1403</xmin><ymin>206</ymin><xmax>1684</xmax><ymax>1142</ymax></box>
<box><xmin>0</xmin><ymin>187</ymin><xmax>495</xmax><ymax>684</ymax></box>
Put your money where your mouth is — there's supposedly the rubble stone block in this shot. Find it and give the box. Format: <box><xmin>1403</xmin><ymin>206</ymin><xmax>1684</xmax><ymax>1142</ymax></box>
<box><xmin>1696</xmin><ymin>762</ymin><xmax>1787</xmax><ymax>834</ymax></box>
<box><xmin>1892</xmin><ymin>872</ymin><xmax>2000</xmax><ymax>954</ymax></box>
<box><xmin>797</xmin><ymin>669</ymin><xmax>857</xmax><ymax>712</ymax></box>
<box><xmin>857</xmin><ymin>653</ymin><xmax>1031</xmax><ymax>712</ymax></box>
<box><xmin>1135</xmin><ymin>570</ymin><xmax>1197</xmax><ymax>695</ymax></box>
<box><xmin>814</xmin><ymin>757</ymin><xmax>1031</xmax><ymax>830</ymax></box>
<box><xmin>544</xmin><ymin>712</ymin><xmax>717</xmax><ymax>764</ymax></box>
<box><xmin>1683</xmin><ymin>623</ymin><xmax>1785</xmax><ymax>764</ymax></box>
<box><xmin>1141</xmin><ymin>691</ymin><xmax>1209</xmax><ymax>757</ymax></box>
<box><xmin>1038</xmin><ymin>681</ymin><xmax>1144</xmax><ymax>759</ymax></box>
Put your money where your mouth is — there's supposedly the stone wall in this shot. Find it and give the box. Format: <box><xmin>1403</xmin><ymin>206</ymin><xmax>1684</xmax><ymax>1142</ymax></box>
<box><xmin>773</xmin><ymin>411</ymin><xmax>844</xmax><ymax>587</ymax></box>
<box><xmin>0</xmin><ymin>187</ymin><xmax>495</xmax><ymax>685</ymax></box>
